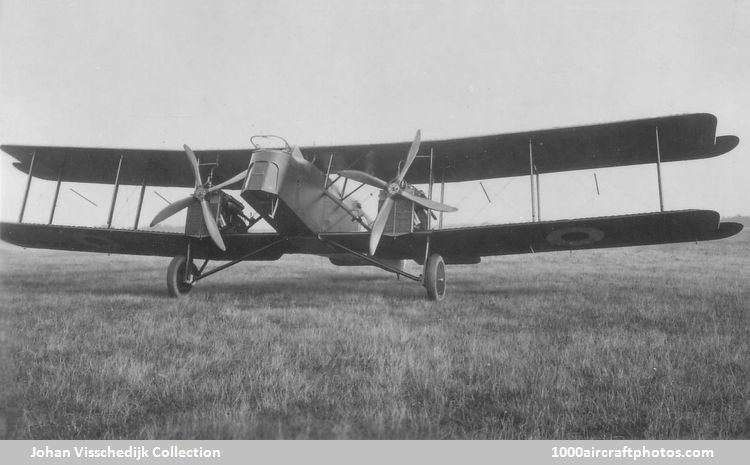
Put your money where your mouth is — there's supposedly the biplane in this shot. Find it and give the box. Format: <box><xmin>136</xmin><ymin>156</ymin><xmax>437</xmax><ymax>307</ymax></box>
<box><xmin>0</xmin><ymin>113</ymin><xmax>743</xmax><ymax>300</ymax></box>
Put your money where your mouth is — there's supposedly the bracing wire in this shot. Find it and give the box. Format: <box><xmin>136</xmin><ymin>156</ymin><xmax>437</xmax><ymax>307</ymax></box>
<box><xmin>464</xmin><ymin>178</ymin><xmax>528</xmax><ymax>224</ymax></box>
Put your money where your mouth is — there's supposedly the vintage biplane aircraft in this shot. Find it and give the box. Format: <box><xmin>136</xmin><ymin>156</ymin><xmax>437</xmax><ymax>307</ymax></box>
<box><xmin>0</xmin><ymin>113</ymin><xmax>743</xmax><ymax>300</ymax></box>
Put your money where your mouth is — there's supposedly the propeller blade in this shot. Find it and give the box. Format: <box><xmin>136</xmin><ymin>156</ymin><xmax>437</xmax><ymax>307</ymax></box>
<box><xmin>183</xmin><ymin>144</ymin><xmax>203</xmax><ymax>188</ymax></box>
<box><xmin>200</xmin><ymin>198</ymin><xmax>226</xmax><ymax>251</ymax></box>
<box><xmin>397</xmin><ymin>129</ymin><xmax>421</xmax><ymax>183</ymax></box>
<box><xmin>149</xmin><ymin>196</ymin><xmax>195</xmax><ymax>227</ymax></box>
<box><xmin>337</xmin><ymin>170</ymin><xmax>388</xmax><ymax>190</ymax></box>
<box><xmin>369</xmin><ymin>196</ymin><xmax>394</xmax><ymax>256</ymax></box>
<box><xmin>400</xmin><ymin>190</ymin><xmax>458</xmax><ymax>212</ymax></box>
<box><xmin>207</xmin><ymin>169</ymin><xmax>249</xmax><ymax>193</ymax></box>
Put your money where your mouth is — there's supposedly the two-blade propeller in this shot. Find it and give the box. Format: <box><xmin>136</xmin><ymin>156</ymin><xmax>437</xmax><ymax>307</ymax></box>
<box><xmin>150</xmin><ymin>145</ymin><xmax>248</xmax><ymax>251</ymax></box>
<box><xmin>338</xmin><ymin>130</ymin><xmax>457</xmax><ymax>256</ymax></box>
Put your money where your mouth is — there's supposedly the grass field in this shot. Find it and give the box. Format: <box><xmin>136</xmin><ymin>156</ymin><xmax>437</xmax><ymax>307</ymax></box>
<box><xmin>1</xmin><ymin>220</ymin><xmax>748</xmax><ymax>439</ymax></box>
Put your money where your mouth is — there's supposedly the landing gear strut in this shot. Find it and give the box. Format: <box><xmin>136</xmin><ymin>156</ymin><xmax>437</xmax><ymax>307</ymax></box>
<box><xmin>166</xmin><ymin>255</ymin><xmax>198</xmax><ymax>297</ymax></box>
<box><xmin>423</xmin><ymin>253</ymin><xmax>446</xmax><ymax>301</ymax></box>
<box><xmin>318</xmin><ymin>236</ymin><xmax>448</xmax><ymax>301</ymax></box>
<box><xmin>163</xmin><ymin>238</ymin><xmax>286</xmax><ymax>297</ymax></box>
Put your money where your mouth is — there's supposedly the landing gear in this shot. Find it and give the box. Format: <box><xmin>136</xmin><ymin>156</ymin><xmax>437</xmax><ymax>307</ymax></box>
<box><xmin>423</xmin><ymin>253</ymin><xmax>446</xmax><ymax>301</ymax></box>
<box><xmin>167</xmin><ymin>255</ymin><xmax>198</xmax><ymax>297</ymax></box>
<box><xmin>319</xmin><ymin>236</ymin><xmax>447</xmax><ymax>301</ymax></box>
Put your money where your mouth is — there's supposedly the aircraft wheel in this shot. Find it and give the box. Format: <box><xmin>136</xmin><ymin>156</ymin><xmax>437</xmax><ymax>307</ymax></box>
<box><xmin>424</xmin><ymin>253</ymin><xmax>446</xmax><ymax>301</ymax></box>
<box><xmin>167</xmin><ymin>255</ymin><xmax>198</xmax><ymax>297</ymax></box>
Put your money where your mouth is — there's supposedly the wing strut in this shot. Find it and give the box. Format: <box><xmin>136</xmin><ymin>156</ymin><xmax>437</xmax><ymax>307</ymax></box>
<box><xmin>19</xmin><ymin>150</ymin><xmax>36</xmax><ymax>223</ymax></box>
<box><xmin>324</xmin><ymin>154</ymin><xmax>334</xmax><ymax>187</ymax></box>
<box><xmin>427</xmin><ymin>147</ymin><xmax>434</xmax><ymax>230</ymax></box>
<box><xmin>535</xmin><ymin>164</ymin><xmax>541</xmax><ymax>221</ymax></box>
<box><xmin>529</xmin><ymin>140</ymin><xmax>536</xmax><ymax>222</ymax></box>
<box><xmin>438</xmin><ymin>171</ymin><xmax>445</xmax><ymax>229</ymax></box>
<box><xmin>133</xmin><ymin>173</ymin><xmax>147</xmax><ymax>230</ymax></box>
<box><xmin>655</xmin><ymin>126</ymin><xmax>665</xmax><ymax>212</ymax></box>
<box><xmin>48</xmin><ymin>161</ymin><xmax>65</xmax><ymax>225</ymax></box>
<box><xmin>106</xmin><ymin>152</ymin><xmax>124</xmax><ymax>228</ymax></box>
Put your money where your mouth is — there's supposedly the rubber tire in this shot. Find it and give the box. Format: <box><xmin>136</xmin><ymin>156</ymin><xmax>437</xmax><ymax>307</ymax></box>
<box><xmin>167</xmin><ymin>256</ymin><xmax>198</xmax><ymax>297</ymax></box>
<box><xmin>424</xmin><ymin>253</ymin><xmax>446</xmax><ymax>301</ymax></box>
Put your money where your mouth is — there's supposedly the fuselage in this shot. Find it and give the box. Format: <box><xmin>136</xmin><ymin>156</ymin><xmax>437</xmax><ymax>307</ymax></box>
<box><xmin>240</xmin><ymin>147</ymin><xmax>364</xmax><ymax>237</ymax></box>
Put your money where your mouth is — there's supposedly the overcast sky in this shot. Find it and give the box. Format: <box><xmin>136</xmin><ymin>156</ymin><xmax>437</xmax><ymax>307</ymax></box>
<box><xmin>1</xmin><ymin>0</ymin><xmax>748</xmax><ymax>229</ymax></box>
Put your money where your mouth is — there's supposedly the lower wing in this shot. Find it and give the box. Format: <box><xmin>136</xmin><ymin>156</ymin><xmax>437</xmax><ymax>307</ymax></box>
<box><xmin>320</xmin><ymin>210</ymin><xmax>743</xmax><ymax>262</ymax></box>
<box><xmin>1</xmin><ymin>210</ymin><xmax>742</xmax><ymax>263</ymax></box>
<box><xmin>0</xmin><ymin>223</ymin><xmax>287</xmax><ymax>261</ymax></box>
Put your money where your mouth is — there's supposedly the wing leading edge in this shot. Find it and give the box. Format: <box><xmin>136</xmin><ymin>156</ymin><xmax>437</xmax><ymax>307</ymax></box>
<box><xmin>2</xmin><ymin>113</ymin><xmax>739</xmax><ymax>187</ymax></box>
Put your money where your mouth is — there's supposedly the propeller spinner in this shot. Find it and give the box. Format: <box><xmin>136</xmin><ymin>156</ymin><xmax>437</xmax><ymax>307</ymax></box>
<box><xmin>150</xmin><ymin>145</ymin><xmax>249</xmax><ymax>251</ymax></box>
<box><xmin>338</xmin><ymin>130</ymin><xmax>457</xmax><ymax>256</ymax></box>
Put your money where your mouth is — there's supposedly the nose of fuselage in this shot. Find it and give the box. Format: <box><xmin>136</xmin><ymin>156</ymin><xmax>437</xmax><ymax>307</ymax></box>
<box><xmin>240</xmin><ymin>149</ymin><xmax>290</xmax><ymax>211</ymax></box>
<box><xmin>243</xmin><ymin>149</ymin><xmax>290</xmax><ymax>194</ymax></box>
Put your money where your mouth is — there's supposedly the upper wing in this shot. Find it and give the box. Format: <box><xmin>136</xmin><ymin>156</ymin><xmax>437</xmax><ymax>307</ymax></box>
<box><xmin>2</xmin><ymin>113</ymin><xmax>738</xmax><ymax>187</ymax></box>
<box><xmin>320</xmin><ymin>210</ymin><xmax>743</xmax><ymax>261</ymax></box>
<box><xmin>0</xmin><ymin>146</ymin><xmax>251</xmax><ymax>188</ymax></box>
<box><xmin>309</xmin><ymin>113</ymin><xmax>738</xmax><ymax>183</ymax></box>
<box><xmin>0</xmin><ymin>223</ymin><xmax>287</xmax><ymax>261</ymax></box>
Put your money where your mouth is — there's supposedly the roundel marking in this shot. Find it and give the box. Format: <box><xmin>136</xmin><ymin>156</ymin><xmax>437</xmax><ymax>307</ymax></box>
<box><xmin>546</xmin><ymin>226</ymin><xmax>605</xmax><ymax>247</ymax></box>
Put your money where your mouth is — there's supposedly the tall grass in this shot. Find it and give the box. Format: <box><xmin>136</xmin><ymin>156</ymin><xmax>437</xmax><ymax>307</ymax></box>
<box><xmin>0</xmin><ymin>229</ymin><xmax>748</xmax><ymax>439</ymax></box>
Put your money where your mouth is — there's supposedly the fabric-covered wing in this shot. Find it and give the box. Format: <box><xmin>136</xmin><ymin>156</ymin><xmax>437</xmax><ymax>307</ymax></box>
<box><xmin>0</xmin><ymin>223</ymin><xmax>287</xmax><ymax>261</ymax></box>
<box><xmin>3</xmin><ymin>113</ymin><xmax>738</xmax><ymax>187</ymax></box>
<box><xmin>1</xmin><ymin>146</ymin><xmax>252</xmax><ymax>188</ymax></box>
<box><xmin>308</xmin><ymin>113</ymin><xmax>738</xmax><ymax>183</ymax></box>
<box><xmin>320</xmin><ymin>210</ymin><xmax>743</xmax><ymax>261</ymax></box>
